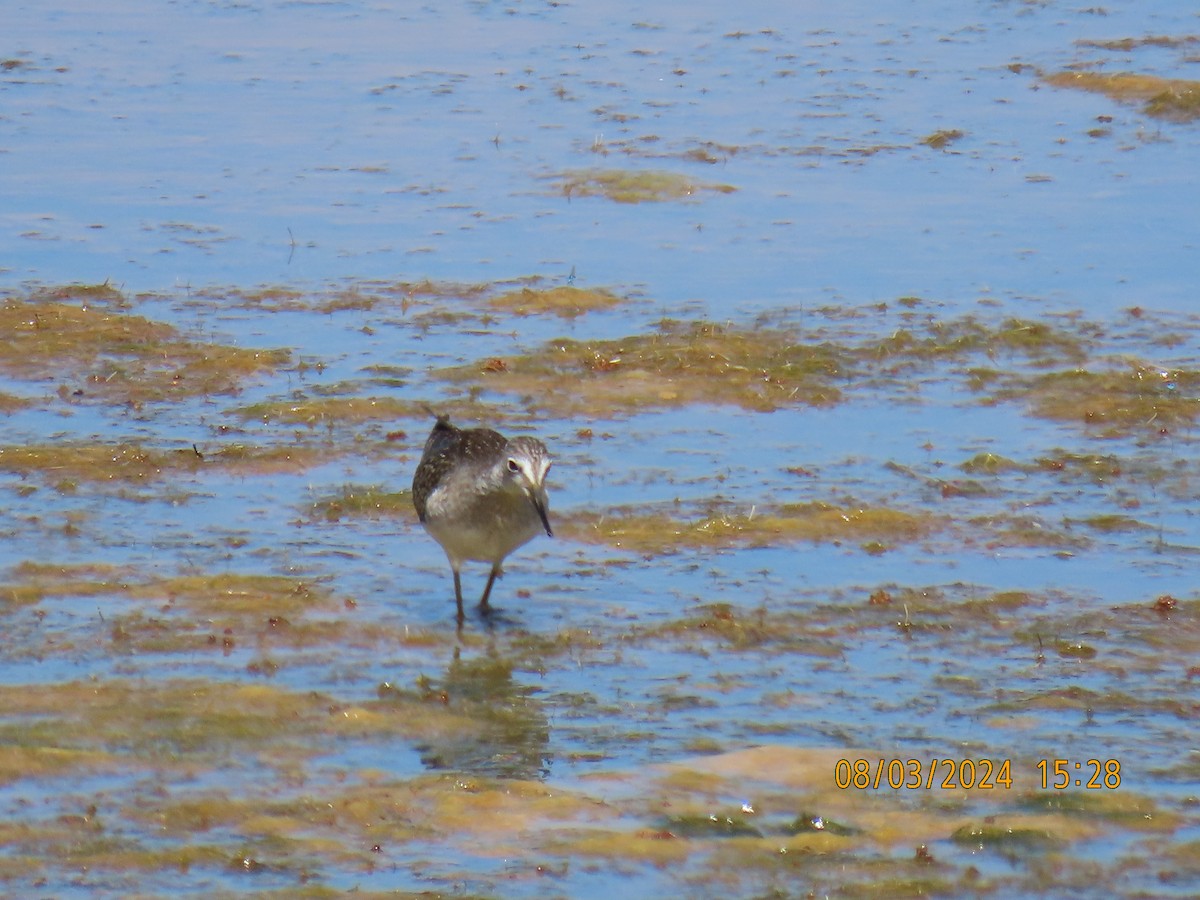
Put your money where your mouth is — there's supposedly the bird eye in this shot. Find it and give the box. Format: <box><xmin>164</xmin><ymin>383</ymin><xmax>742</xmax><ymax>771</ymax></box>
<box><xmin>506</xmin><ymin>458</ymin><xmax>520</xmax><ymax>473</ymax></box>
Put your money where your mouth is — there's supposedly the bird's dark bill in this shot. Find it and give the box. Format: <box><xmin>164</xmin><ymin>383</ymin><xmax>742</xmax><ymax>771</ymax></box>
<box><xmin>533</xmin><ymin>496</ymin><xmax>553</xmax><ymax>537</ymax></box>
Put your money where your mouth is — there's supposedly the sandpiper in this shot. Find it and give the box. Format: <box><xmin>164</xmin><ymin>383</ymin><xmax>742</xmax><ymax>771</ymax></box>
<box><xmin>411</xmin><ymin>414</ymin><xmax>552</xmax><ymax>621</ymax></box>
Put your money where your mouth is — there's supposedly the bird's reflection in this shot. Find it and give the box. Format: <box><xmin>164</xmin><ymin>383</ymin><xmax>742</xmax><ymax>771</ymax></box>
<box><xmin>413</xmin><ymin>645</ymin><xmax>551</xmax><ymax>781</ymax></box>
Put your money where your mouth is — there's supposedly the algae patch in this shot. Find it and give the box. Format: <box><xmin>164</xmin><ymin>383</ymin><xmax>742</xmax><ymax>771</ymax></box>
<box><xmin>0</xmin><ymin>562</ymin><xmax>456</xmax><ymax>660</ymax></box>
<box><xmin>439</xmin><ymin>319</ymin><xmax>846</xmax><ymax>414</ymax></box>
<box><xmin>629</xmin><ymin>601</ymin><xmax>842</xmax><ymax>655</ymax></box>
<box><xmin>233</xmin><ymin>395</ymin><xmax>414</xmax><ymax>426</ymax></box>
<box><xmin>0</xmin><ymin>566</ymin><xmax>342</xmax><ymax>624</ymax></box>
<box><xmin>0</xmin><ymin>679</ymin><xmax>481</xmax><ymax>767</ymax></box>
<box><xmin>306</xmin><ymin>484</ymin><xmax>413</xmax><ymax>522</ymax></box>
<box><xmin>0</xmin><ymin>561</ymin><xmax>135</xmax><ymax>607</ymax></box>
<box><xmin>0</xmin><ymin>392</ymin><xmax>32</xmax><ymax>413</ymax></box>
<box><xmin>554</xmin><ymin>168</ymin><xmax>737</xmax><ymax>203</ymax></box>
<box><xmin>1043</xmin><ymin>71</ymin><xmax>1200</xmax><ymax>122</ymax></box>
<box><xmin>921</xmin><ymin>129</ymin><xmax>964</xmax><ymax>149</ymax></box>
<box><xmin>867</xmin><ymin>316</ymin><xmax>1087</xmax><ymax>368</ymax></box>
<box><xmin>0</xmin><ymin>442</ymin><xmax>336</xmax><ymax>485</ymax></box>
<box><xmin>0</xmin><ymin>444</ymin><xmax>203</xmax><ymax>485</ymax></box>
<box><xmin>433</xmin><ymin>312</ymin><xmax>1110</xmax><ymax>417</ymax></box>
<box><xmin>202</xmin><ymin>277</ymin><xmax>636</xmax><ymax>328</ymax></box>
<box><xmin>991</xmin><ymin>364</ymin><xmax>1200</xmax><ymax>435</ymax></box>
<box><xmin>0</xmin><ymin>285</ymin><xmax>289</xmax><ymax>403</ymax></box>
<box><xmin>141</xmin><ymin>573</ymin><xmax>335</xmax><ymax>618</ymax></box>
<box><xmin>561</xmin><ymin>502</ymin><xmax>936</xmax><ymax>555</ymax></box>
<box><xmin>488</xmin><ymin>285</ymin><xmax>626</xmax><ymax>318</ymax></box>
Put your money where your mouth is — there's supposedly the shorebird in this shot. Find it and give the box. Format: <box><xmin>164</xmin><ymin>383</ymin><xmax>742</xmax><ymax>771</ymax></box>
<box><xmin>411</xmin><ymin>414</ymin><xmax>552</xmax><ymax>621</ymax></box>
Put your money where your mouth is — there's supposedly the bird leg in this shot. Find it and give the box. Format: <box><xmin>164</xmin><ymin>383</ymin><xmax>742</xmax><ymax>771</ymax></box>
<box><xmin>478</xmin><ymin>564</ymin><xmax>501</xmax><ymax>612</ymax></box>
<box><xmin>452</xmin><ymin>569</ymin><xmax>465</xmax><ymax>622</ymax></box>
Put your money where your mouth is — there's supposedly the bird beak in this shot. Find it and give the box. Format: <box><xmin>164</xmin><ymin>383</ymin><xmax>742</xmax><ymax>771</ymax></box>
<box><xmin>532</xmin><ymin>490</ymin><xmax>553</xmax><ymax>537</ymax></box>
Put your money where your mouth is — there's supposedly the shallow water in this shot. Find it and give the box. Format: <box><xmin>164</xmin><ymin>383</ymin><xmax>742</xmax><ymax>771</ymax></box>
<box><xmin>7</xmin><ymin>0</ymin><xmax>1199</xmax><ymax>312</ymax></box>
<box><xmin>2</xmin><ymin>0</ymin><xmax>1200</xmax><ymax>897</ymax></box>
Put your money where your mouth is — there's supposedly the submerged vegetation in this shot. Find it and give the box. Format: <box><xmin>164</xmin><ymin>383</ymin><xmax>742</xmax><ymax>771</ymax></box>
<box><xmin>0</xmin><ymin>284</ymin><xmax>288</xmax><ymax>403</ymax></box>
<box><xmin>1000</xmin><ymin>365</ymin><xmax>1200</xmax><ymax>434</ymax></box>
<box><xmin>426</xmin><ymin>309</ymin><xmax>1193</xmax><ymax>437</ymax></box>
<box><xmin>233</xmin><ymin>395</ymin><xmax>414</xmax><ymax>426</ymax></box>
<box><xmin>561</xmin><ymin>502</ymin><xmax>936</xmax><ymax>554</ymax></box>
<box><xmin>0</xmin><ymin>677</ymin><xmax>1179</xmax><ymax>897</ymax></box>
<box><xmin>0</xmin><ymin>281</ymin><xmax>1198</xmax><ymax>894</ymax></box>
<box><xmin>0</xmin><ymin>557</ymin><xmax>1187</xmax><ymax>892</ymax></box>
<box><xmin>1043</xmin><ymin>71</ymin><xmax>1200</xmax><ymax>122</ymax></box>
<box><xmin>488</xmin><ymin>284</ymin><xmax>626</xmax><ymax>318</ymax></box>
<box><xmin>553</xmin><ymin>168</ymin><xmax>738</xmax><ymax>203</ymax></box>
<box><xmin>195</xmin><ymin>276</ymin><xmax>634</xmax><ymax>325</ymax></box>
<box><xmin>0</xmin><ymin>442</ymin><xmax>338</xmax><ymax>485</ymax></box>
<box><xmin>305</xmin><ymin>483</ymin><xmax>412</xmax><ymax>522</ymax></box>
<box><xmin>440</xmin><ymin>318</ymin><xmax>848</xmax><ymax>413</ymax></box>
<box><xmin>17</xmin><ymin>284</ymin><xmax>1185</xmax><ymax>438</ymax></box>
<box><xmin>921</xmin><ymin>128</ymin><xmax>965</xmax><ymax>149</ymax></box>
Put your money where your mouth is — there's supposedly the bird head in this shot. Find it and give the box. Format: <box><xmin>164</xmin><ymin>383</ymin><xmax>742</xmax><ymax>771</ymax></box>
<box><xmin>503</xmin><ymin>437</ymin><xmax>553</xmax><ymax>537</ymax></box>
